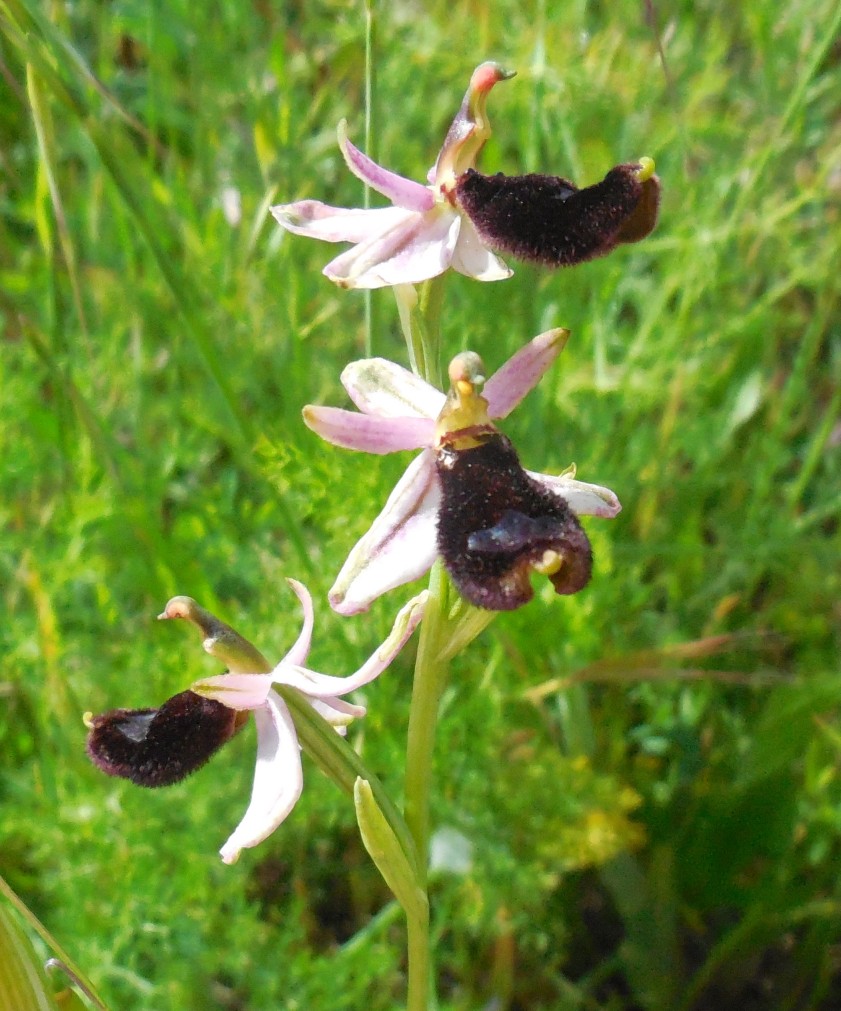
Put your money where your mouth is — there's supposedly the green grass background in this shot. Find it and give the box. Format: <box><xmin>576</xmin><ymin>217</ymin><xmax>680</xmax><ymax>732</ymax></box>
<box><xmin>1</xmin><ymin>0</ymin><xmax>840</xmax><ymax>1007</ymax></box>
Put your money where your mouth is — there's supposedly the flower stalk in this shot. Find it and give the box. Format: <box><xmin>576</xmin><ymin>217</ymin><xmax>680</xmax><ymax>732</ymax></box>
<box><xmin>404</xmin><ymin>559</ymin><xmax>451</xmax><ymax>888</ymax></box>
<box><xmin>396</xmin><ymin>285</ymin><xmax>470</xmax><ymax>1009</ymax></box>
<box><xmin>394</xmin><ymin>277</ymin><xmax>446</xmax><ymax>389</ymax></box>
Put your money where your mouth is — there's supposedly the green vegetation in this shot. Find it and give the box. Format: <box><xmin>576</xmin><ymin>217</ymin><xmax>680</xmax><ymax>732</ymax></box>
<box><xmin>1</xmin><ymin>0</ymin><xmax>839</xmax><ymax>1007</ymax></box>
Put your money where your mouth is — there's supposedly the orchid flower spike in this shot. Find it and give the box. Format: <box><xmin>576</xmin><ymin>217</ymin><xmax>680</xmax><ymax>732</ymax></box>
<box><xmin>303</xmin><ymin>328</ymin><xmax>621</xmax><ymax>614</ymax></box>
<box><xmin>272</xmin><ymin>63</ymin><xmax>660</xmax><ymax>290</ymax></box>
<box><xmin>86</xmin><ymin>583</ymin><xmax>426</xmax><ymax>864</ymax></box>
<box><xmin>272</xmin><ymin>62</ymin><xmax>515</xmax><ymax>289</ymax></box>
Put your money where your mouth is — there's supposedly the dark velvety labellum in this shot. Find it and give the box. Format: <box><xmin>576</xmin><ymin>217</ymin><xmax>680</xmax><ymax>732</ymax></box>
<box><xmin>454</xmin><ymin>165</ymin><xmax>660</xmax><ymax>267</ymax></box>
<box><xmin>86</xmin><ymin>689</ymin><xmax>237</xmax><ymax>788</ymax></box>
<box><xmin>435</xmin><ymin>433</ymin><xmax>593</xmax><ymax>610</ymax></box>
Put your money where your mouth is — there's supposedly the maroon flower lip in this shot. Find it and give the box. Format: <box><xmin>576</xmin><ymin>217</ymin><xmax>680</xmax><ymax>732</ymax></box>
<box><xmin>454</xmin><ymin>162</ymin><xmax>661</xmax><ymax>267</ymax></box>
<box><xmin>435</xmin><ymin>432</ymin><xmax>593</xmax><ymax>611</ymax></box>
<box><xmin>86</xmin><ymin>690</ymin><xmax>237</xmax><ymax>789</ymax></box>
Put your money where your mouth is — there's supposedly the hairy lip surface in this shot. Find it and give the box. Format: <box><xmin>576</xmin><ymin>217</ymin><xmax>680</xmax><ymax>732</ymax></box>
<box><xmin>454</xmin><ymin>165</ymin><xmax>660</xmax><ymax>267</ymax></box>
<box><xmin>86</xmin><ymin>690</ymin><xmax>237</xmax><ymax>789</ymax></box>
<box><xmin>435</xmin><ymin>433</ymin><xmax>593</xmax><ymax>610</ymax></box>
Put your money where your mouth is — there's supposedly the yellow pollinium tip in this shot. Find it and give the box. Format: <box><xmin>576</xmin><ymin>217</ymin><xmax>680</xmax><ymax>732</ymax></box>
<box><xmin>636</xmin><ymin>156</ymin><xmax>656</xmax><ymax>182</ymax></box>
<box><xmin>533</xmin><ymin>550</ymin><xmax>563</xmax><ymax>576</ymax></box>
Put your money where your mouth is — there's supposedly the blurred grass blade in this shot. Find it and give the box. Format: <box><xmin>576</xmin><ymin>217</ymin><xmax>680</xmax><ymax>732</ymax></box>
<box><xmin>1</xmin><ymin>0</ymin><xmax>312</xmax><ymax>572</ymax></box>
<box><xmin>24</xmin><ymin>323</ymin><xmax>213</xmax><ymax>599</ymax></box>
<box><xmin>600</xmin><ymin>848</ymin><xmax>680</xmax><ymax>1011</ymax></box>
<box><xmin>1</xmin><ymin>0</ymin><xmax>248</xmax><ymax>449</ymax></box>
<box><xmin>26</xmin><ymin>62</ymin><xmax>88</xmax><ymax>338</ymax></box>
<box><xmin>525</xmin><ymin>632</ymin><xmax>784</xmax><ymax>702</ymax></box>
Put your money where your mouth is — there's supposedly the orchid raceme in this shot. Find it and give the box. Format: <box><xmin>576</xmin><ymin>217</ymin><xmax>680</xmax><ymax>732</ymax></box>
<box><xmin>271</xmin><ymin>62</ymin><xmax>515</xmax><ymax>289</ymax></box>
<box><xmin>303</xmin><ymin>328</ymin><xmax>621</xmax><ymax>614</ymax></box>
<box><xmin>86</xmin><ymin>583</ymin><xmax>426</xmax><ymax>864</ymax></box>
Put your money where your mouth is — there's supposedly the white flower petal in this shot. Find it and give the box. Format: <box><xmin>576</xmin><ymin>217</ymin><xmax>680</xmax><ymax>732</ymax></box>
<box><xmin>341</xmin><ymin>357</ymin><xmax>445</xmax><ymax>420</ymax></box>
<box><xmin>451</xmin><ymin>214</ymin><xmax>513</xmax><ymax>282</ymax></box>
<box><xmin>302</xmin><ymin>405</ymin><xmax>433</xmax><ymax>454</ymax></box>
<box><xmin>484</xmin><ymin>328</ymin><xmax>569</xmax><ymax>420</ymax></box>
<box><xmin>282</xmin><ymin>578</ymin><xmax>314</xmax><ymax>667</ymax></box>
<box><xmin>338</xmin><ymin>125</ymin><xmax>435</xmax><ymax>212</ymax></box>
<box><xmin>323</xmin><ymin>206</ymin><xmax>460</xmax><ymax>289</ymax></box>
<box><xmin>528</xmin><ymin>471</ymin><xmax>622</xmax><ymax>518</ymax></box>
<box><xmin>330</xmin><ymin>452</ymin><xmax>440</xmax><ymax>614</ymax></box>
<box><xmin>192</xmin><ymin>672</ymin><xmax>274</xmax><ymax>710</ymax></box>
<box><xmin>271</xmin><ymin>201</ymin><xmax>411</xmax><ymax>244</ymax></box>
<box><xmin>219</xmin><ymin>692</ymin><xmax>303</xmax><ymax>864</ymax></box>
<box><xmin>310</xmin><ymin>696</ymin><xmax>366</xmax><ymax>725</ymax></box>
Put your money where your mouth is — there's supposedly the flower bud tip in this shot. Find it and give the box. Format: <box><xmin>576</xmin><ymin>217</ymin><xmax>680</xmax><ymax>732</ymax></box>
<box><xmin>472</xmin><ymin>62</ymin><xmax>516</xmax><ymax>92</ymax></box>
<box><xmin>448</xmin><ymin>351</ymin><xmax>486</xmax><ymax>388</ymax></box>
<box><xmin>158</xmin><ymin>595</ymin><xmax>198</xmax><ymax>621</ymax></box>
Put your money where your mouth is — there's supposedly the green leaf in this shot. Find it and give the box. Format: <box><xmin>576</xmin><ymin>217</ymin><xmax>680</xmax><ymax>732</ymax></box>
<box><xmin>354</xmin><ymin>778</ymin><xmax>427</xmax><ymax>924</ymax></box>
<box><xmin>0</xmin><ymin>903</ymin><xmax>58</xmax><ymax>1011</ymax></box>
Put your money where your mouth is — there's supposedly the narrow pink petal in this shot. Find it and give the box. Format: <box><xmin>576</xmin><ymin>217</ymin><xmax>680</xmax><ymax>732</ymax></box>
<box><xmin>275</xmin><ymin>591</ymin><xmax>426</xmax><ymax>696</ymax></box>
<box><xmin>329</xmin><ymin>588</ymin><xmax>426</xmax><ymax>689</ymax></box>
<box><xmin>341</xmin><ymin>358</ymin><xmax>445</xmax><ymax>420</ymax></box>
<box><xmin>329</xmin><ymin>452</ymin><xmax>440</xmax><ymax>615</ymax></box>
<box><xmin>323</xmin><ymin>206</ymin><xmax>460</xmax><ymax>289</ymax></box>
<box><xmin>484</xmin><ymin>328</ymin><xmax>570</xmax><ymax>420</ymax></box>
<box><xmin>282</xmin><ymin>578</ymin><xmax>314</xmax><ymax>667</ymax></box>
<box><xmin>450</xmin><ymin>214</ymin><xmax>513</xmax><ymax>282</ymax></box>
<box><xmin>271</xmin><ymin>201</ymin><xmax>411</xmax><ymax>244</ymax></box>
<box><xmin>303</xmin><ymin>405</ymin><xmax>433</xmax><ymax>454</ymax></box>
<box><xmin>193</xmin><ymin>672</ymin><xmax>273</xmax><ymax>710</ymax></box>
<box><xmin>528</xmin><ymin>471</ymin><xmax>622</xmax><ymax>518</ymax></box>
<box><xmin>339</xmin><ymin>125</ymin><xmax>434</xmax><ymax>212</ymax></box>
<box><xmin>219</xmin><ymin>692</ymin><xmax>303</xmax><ymax>864</ymax></box>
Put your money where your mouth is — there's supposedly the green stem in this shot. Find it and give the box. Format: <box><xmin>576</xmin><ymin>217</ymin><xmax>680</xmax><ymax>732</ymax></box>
<box><xmin>402</xmin><ymin>562</ymin><xmax>450</xmax><ymax>1011</ymax></box>
<box><xmin>416</xmin><ymin>277</ymin><xmax>446</xmax><ymax>388</ymax></box>
<box><xmin>403</xmin><ymin>562</ymin><xmax>450</xmax><ymax>885</ymax></box>
<box><xmin>393</xmin><ymin>277</ymin><xmax>450</xmax><ymax>1007</ymax></box>
<box><xmin>406</xmin><ymin>899</ymin><xmax>432</xmax><ymax>1011</ymax></box>
<box><xmin>393</xmin><ymin>277</ymin><xmax>446</xmax><ymax>387</ymax></box>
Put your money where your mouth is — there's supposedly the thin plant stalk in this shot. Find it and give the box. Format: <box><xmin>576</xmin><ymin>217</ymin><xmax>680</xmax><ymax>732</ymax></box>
<box><xmin>396</xmin><ymin>278</ymin><xmax>449</xmax><ymax>1008</ymax></box>
<box><xmin>406</xmin><ymin>900</ymin><xmax>432</xmax><ymax>1011</ymax></box>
